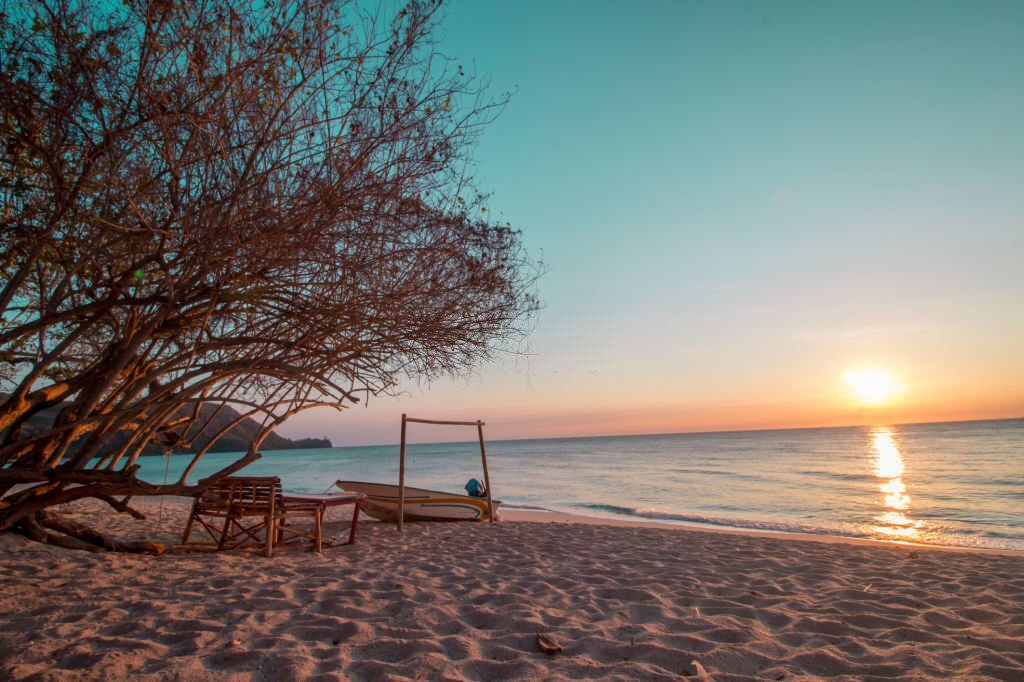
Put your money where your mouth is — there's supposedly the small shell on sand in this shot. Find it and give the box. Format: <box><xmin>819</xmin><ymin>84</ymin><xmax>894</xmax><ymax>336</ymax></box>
<box><xmin>536</xmin><ymin>632</ymin><xmax>563</xmax><ymax>655</ymax></box>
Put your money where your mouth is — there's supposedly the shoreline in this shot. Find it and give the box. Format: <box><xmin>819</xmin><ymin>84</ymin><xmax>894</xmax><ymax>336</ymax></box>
<box><xmin>501</xmin><ymin>507</ymin><xmax>1024</xmax><ymax>558</ymax></box>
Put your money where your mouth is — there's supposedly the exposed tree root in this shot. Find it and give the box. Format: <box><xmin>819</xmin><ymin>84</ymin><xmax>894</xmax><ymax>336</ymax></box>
<box><xmin>12</xmin><ymin>511</ymin><xmax>165</xmax><ymax>555</ymax></box>
<box><xmin>18</xmin><ymin>512</ymin><xmax>102</xmax><ymax>552</ymax></box>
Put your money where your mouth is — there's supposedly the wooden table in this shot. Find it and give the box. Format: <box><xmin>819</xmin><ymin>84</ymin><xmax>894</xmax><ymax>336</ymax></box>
<box><xmin>281</xmin><ymin>492</ymin><xmax>366</xmax><ymax>546</ymax></box>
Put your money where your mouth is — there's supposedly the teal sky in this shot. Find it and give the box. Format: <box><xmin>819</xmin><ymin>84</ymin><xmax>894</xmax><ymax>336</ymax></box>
<box><xmin>285</xmin><ymin>0</ymin><xmax>1024</xmax><ymax>445</ymax></box>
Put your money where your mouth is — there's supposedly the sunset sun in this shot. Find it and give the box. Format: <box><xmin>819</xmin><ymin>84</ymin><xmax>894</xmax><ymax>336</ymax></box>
<box><xmin>844</xmin><ymin>369</ymin><xmax>901</xmax><ymax>405</ymax></box>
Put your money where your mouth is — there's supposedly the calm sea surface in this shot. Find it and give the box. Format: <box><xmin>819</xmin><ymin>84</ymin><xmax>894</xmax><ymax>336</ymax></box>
<box><xmin>138</xmin><ymin>418</ymin><xmax>1024</xmax><ymax>551</ymax></box>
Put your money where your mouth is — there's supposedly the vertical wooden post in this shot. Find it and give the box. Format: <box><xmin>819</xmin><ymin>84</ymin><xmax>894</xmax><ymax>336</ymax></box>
<box><xmin>477</xmin><ymin>421</ymin><xmax>496</xmax><ymax>524</ymax></box>
<box><xmin>266</xmin><ymin>485</ymin><xmax>276</xmax><ymax>558</ymax></box>
<box><xmin>398</xmin><ymin>413</ymin><xmax>407</xmax><ymax>532</ymax></box>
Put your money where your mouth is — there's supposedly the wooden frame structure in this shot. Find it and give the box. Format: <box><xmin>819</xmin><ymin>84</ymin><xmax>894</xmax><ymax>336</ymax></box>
<box><xmin>397</xmin><ymin>414</ymin><xmax>494</xmax><ymax>532</ymax></box>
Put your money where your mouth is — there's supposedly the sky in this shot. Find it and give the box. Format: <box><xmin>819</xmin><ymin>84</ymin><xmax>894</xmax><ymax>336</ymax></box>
<box><xmin>282</xmin><ymin>0</ymin><xmax>1024</xmax><ymax>446</ymax></box>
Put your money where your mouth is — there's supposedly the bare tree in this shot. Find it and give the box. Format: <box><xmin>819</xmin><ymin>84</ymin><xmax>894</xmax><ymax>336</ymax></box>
<box><xmin>0</xmin><ymin>0</ymin><xmax>537</xmax><ymax>550</ymax></box>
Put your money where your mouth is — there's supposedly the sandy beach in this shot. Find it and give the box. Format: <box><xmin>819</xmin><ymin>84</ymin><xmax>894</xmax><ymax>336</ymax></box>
<box><xmin>1</xmin><ymin>497</ymin><xmax>1022</xmax><ymax>681</ymax></box>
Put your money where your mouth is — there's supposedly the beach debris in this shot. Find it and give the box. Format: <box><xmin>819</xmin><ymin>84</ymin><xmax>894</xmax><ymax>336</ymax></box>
<box><xmin>226</xmin><ymin>639</ymin><xmax>241</xmax><ymax>648</ymax></box>
<box><xmin>536</xmin><ymin>633</ymin><xmax>563</xmax><ymax>656</ymax></box>
<box><xmin>907</xmin><ymin>551</ymin><xmax>919</xmax><ymax>559</ymax></box>
<box><xmin>685</xmin><ymin>659</ymin><xmax>712</xmax><ymax>679</ymax></box>
<box><xmin>864</xmin><ymin>584</ymin><xmax>873</xmax><ymax>592</ymax></box>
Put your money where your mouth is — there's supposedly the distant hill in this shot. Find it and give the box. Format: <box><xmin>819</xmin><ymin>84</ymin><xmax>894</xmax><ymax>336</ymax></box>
<box><xmin>4</xmin><ymin>397</ymin><xmax>332</xmax><ymax>456</ymax></box>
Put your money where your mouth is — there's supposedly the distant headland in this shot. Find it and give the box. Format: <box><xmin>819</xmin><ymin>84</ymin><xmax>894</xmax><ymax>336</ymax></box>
<box><xmin>7</xmin><ymin>397</ymin><xmax>332</xmax><ymax>456</ymax></box>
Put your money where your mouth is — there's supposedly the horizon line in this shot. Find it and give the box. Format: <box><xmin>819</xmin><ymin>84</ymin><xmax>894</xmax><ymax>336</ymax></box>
<box><xmin>328</xmin><ymin>414</ymin><xmax>1024</xmax><ymax>450</ymax></box>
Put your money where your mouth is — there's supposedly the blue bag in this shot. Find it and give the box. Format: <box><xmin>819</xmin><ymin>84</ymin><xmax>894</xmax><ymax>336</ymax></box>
<box><xmin>464</xmin><ymin>478</ymin><xmax>487</xmax><ymax>498</ymax></box>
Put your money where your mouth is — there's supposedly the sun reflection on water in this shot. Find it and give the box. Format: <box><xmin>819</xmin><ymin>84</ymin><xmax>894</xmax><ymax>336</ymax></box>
<box><xmin>870</xmin><ymin>427</ymin><xmax>924</xmax><ymax>540</ymax></box>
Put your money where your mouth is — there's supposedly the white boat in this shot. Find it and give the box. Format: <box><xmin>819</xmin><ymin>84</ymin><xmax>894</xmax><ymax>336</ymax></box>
<box><xmin>335</xmin><ymin>480</ymin><xmax>500</xmax><ymax>522</ymax></box>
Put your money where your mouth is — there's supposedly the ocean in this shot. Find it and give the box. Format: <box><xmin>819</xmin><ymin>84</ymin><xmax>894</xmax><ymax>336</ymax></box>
<box><xmin>137</xmin><ymin>418</ymin><xmax>1024</xmax><ymax>551</ymax></box>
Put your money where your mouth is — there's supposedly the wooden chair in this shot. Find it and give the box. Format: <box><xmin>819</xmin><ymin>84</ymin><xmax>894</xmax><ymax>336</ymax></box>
<box><xmin>181</xmin><ymin>476</ymin><xmax>280</xmax><ymax>557</ymax></box>
<box><xmin>181</xmin><ymin>476</ymin><xmax>325</xmax><ymax>557</ymax></box>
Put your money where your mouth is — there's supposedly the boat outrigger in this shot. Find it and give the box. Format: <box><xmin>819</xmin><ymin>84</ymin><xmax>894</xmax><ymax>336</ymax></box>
<box><xmin>337</xmin><ymin>414</ymin><xmax>498</xmax><ymax>530</ymax></box>
<box><xmin>335</xmin><ymin>481</ymin><xmax>501</xmax><ymax>522</ymax></box>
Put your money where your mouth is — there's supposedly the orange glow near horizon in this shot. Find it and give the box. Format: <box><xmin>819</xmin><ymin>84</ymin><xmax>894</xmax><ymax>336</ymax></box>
<box><xmin>283</xmin><ymin>365</ymin><xmax>1024</xmax><ymax>446</ymax></box>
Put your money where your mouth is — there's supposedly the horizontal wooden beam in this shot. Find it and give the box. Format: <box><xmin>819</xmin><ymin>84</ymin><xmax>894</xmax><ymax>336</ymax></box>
<box><xmin>403</xmin><ymin>417</ymin><xmax>483</xmax><ymax>427</ymax></box>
